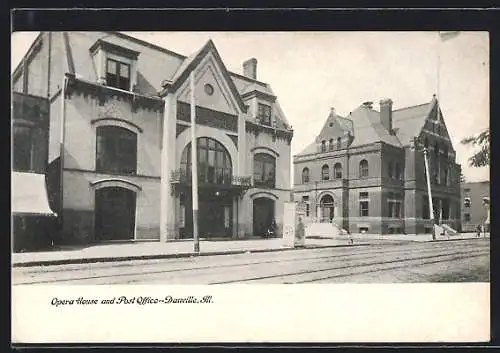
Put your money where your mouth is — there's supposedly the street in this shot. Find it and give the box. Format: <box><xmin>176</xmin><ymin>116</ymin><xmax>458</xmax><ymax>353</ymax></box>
<box><xmin>12</xmin><ymin>238</ymin><xmax>489</xmax><ymax>285</ymax></box>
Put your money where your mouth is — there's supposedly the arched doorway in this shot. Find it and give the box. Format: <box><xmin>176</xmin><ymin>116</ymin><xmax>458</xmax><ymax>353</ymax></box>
<box><xmin>179</xmin><ymin>137</ymin><xmax>233</xmax><ymax>239</ymax></box>
<box><xmin>253</xmin><ymin>197</ymin><xmax>275</xmax><ymax>237</ymax></box>
<box><xmin>320</xmin><ymin>194</ymin><xmax>335</xmax><ymax>223</ymax></box>
<box><xmin>95</xmin><ymin>187</ymin><xmax>136</xmax><ymax>241</ymax></box>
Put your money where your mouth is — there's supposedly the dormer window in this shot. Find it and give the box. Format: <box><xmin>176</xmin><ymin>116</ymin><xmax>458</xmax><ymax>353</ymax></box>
<box><xmin>89</xmin><ymin>39</ymin><xmax>140</xmax><ymax>92</ymax></box>
<box><xmin>257</xmin><ymin>103</ymin><xmax>272</xmax><ymax>126</ymax></box>
<box><xmin>106</xmin><ymin>59</ymin><xmax>130</xmax><ymax>91</ymax></box>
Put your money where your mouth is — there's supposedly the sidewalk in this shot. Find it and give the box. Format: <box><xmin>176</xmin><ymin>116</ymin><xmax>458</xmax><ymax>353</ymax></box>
<box><xmin>12</xmin><ymin>233</ymin><xmax>489</xmax><ymax>267</ymax></box>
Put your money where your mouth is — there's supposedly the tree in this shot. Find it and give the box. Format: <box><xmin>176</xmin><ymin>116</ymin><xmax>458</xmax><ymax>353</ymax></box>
<box><xmin>461</xmin><ymin>128</ymin><xmax>490</xmax><ymax>167</ymax></box>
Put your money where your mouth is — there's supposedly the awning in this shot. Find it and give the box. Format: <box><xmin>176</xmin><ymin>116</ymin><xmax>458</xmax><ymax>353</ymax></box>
<box><xmin>12</xmin><ymin>171</ymin><xmax>56</xmax><ymax>216</ymax></box>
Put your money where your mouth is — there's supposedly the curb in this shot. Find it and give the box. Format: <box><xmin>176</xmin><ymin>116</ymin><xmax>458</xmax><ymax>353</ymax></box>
<box><xmin>12</xmin><ymin>242</ymin><xmax>371</xmax><ymax>268</ymax></box>
<box><xmin>12</xmin><ymin>237</ymin><xmax>486</xmax><ymax>268</ymax></box>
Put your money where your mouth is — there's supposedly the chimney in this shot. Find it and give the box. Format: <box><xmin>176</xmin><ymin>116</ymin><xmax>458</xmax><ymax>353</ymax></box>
<box><xmin>379</xmin><ymin>98</ymin><xmax>393</xmax><ymax>132</ymax></box>
<box><xmin>243</xmin><ymin>58</ymin><xmax>257</xmax><ymax>80</ymax></box>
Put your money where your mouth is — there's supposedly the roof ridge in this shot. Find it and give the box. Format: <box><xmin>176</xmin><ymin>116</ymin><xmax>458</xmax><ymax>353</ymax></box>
<box><xmin>229</xmin><ymin>71</ymin><xmax>269</xmax><ymax>87</ymax></box>
<box><xmin>392</xmin><ymin>101</ymin><xmax>430</xmax><ymax>112</ymax></box>
<box><xmin>110</xmin><ymin>31</ymin><xmax>187</xmax><ymax>59</ymax></box>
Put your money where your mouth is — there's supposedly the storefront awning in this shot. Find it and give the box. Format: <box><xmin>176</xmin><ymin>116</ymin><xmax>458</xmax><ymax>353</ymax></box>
<box><xmin>12</xmin><ymin>171</ymin><xmax>56</xmax><ymax>216</ymax></box>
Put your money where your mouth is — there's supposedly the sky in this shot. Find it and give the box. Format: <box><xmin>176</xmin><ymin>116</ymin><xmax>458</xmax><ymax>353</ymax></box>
<box><xmin>11</xmin><ymin>31</ymin><xmax>489</xmax><ymax>182</ymax></box>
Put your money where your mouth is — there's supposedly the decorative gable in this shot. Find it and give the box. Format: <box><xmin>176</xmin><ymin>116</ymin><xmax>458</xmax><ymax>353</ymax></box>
<box><xmin>162</xmin><ymin>39</ymin><xmax>247</xmax><ymax>114</ymax></box>
<box><xmin>177</xmin><ymin>53</ymin><xmax>238</xmax><ymax>116</ymax></box>
<box><xmin>315</xmin><ymin>108</ymin><xmax>353</xmax><ymax>151</ymax></box>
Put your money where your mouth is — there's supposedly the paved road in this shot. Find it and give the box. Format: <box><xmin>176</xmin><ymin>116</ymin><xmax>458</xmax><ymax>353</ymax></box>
<box><xmin>12</xmin><ymin>238</ymin><xmax>489</xmax><ymax>285</ymax></box>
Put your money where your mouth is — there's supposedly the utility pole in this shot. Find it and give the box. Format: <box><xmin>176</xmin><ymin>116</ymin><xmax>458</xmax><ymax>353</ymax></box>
<box><xmin>423</xmin><ymin>147</ymin><xmax>436</xmax><ymax>240</ymax></box>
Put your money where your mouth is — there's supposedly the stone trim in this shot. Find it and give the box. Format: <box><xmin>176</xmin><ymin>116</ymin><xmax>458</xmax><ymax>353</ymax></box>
<box><xmin>65</xmin><ymin>75</ymin><xmax>164</xmax><ymax>113</ymax></box>
<box><xmin>90</xmin><ymin>178</ymin><xmax>142</xmax><ymax>192</ymax></box>
<box><xmin>63</xmin><ymin>167</ymin><xmax>160</xmax><ymax>180</ymax></box>
<box><xmin>250</xmin><ymin>146</ymin><xmax>280</xmax><ymax>158</ymax></box>
<box><xmin>91</xmin><ymin>117</ymin><xmax>143</xmax><ymax>134</ymax></box>
<box><xmin>89</xmin><ymin>39</ymin><xmax>140</xmax><ymax>60</ymax></box>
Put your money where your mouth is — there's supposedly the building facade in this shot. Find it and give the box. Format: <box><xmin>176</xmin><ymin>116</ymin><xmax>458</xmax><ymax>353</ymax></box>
<box><xmin>293</xmin><ymin>98</ymin><xmax>461</xmax><ymax>235</ymax></box>
<box><xmin>12</xmin><ymin>32</ymin><xmax>293</xmax><ymax>245</ymax></box>
<box><xmin>12</xmin><ymin>91</ymin><xmax>56</xmax><ymax>251</ymax></box>
<box><xmin>461</xmin><ymin>181</ymin><xmax>490</xmax><ymax>232</ymax></box>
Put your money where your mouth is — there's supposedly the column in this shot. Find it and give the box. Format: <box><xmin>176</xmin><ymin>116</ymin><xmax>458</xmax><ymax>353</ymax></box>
<box><xmin>160</xmin><ymin>94</ymin><xmax>177</xmax><ymax>242</ymax></box>
<box><xmin>232</xmin><ymin>196</ymin><xmax>238</xmax><ymax>238</ymax></box>
<box><xmin>236</xmin><ymin>111</ymin><xmax>246</xmax><ymax>237</ymax></box>
<box><xmin>237</xmin><ymin>196</ymin><xmax>247</xmax><ymax>238</ymax></box>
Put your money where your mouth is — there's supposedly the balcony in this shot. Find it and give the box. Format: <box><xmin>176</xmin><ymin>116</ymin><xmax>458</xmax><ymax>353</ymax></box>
<box><xmin>170</xmin><ymin>169</ymin><xmax>252</xmax><ymax>196</ymax></box>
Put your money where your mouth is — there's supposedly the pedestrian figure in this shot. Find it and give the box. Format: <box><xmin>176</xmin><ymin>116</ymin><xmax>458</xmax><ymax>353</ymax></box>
<box><xmin>264</xmin><ymin>219</ymin><xmax>277</xmax><ymax>239</ymax></box>
<box><xmin>295</xmin><ymin>217</ymin><xmax>305</xmax><ymax>246</ymax></box>
<box><xmin>476</xmin><ymin>224</ymin><xmax>481</xmax><ymax>238</ymax></box>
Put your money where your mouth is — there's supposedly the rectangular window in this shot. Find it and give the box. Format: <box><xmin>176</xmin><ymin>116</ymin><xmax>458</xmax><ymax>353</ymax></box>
<box><xmin>257</xmin><ymin>103</ymin><xmax>272</xmax><ymax>126</ymax></box>
<box><xmin>359</xmin><ymin>192</ymin><xmax>369</xmax><ymax>217</ymax></box>
<box><xmin>464</xmin><ymin>213</ymin><xmax>471</xmax><ymax>222</ymax></box>
<box><xmin>388</xmin><ymin>192</ymin><xmax>403</xmax><ymax>218</ymax></box>
<box><xmin>302</xmin><ymin>196</ymin><xmax>310</xmax><ymax>217</ymax></box>
<box><xmin>106</xmin><ymin>59</ymin><xmax>130</xmax><ymax>91</ymax></box>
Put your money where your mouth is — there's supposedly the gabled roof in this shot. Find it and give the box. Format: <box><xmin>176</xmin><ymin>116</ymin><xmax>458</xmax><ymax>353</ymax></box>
<box><xmin>162</xmin><ymin>39</ymin><xmax>248</xmax><ymax>113</ymax></box>
<box><xmin>315</xmin><ymin>108</ymin><xmax>353</xmax><ymax>143</ymax></box>
<box><xmin>13</xmin><ymin>32</ymin><xmax>293</xmax><ymax>130</ymax></box>
<box><xmin>296</xmin><ymin>96</ymin><xmax>440</xmax><ymax>157</ymax></box>
<box><xmin>392</xmin><ymin>99</ymin><xmax>435</xmax><ymax>145</ymax></box>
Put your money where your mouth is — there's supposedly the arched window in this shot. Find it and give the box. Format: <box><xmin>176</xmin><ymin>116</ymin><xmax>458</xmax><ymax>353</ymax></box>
<box><xmin>254</xmin><ymin>153</ymin><xmax>276</xmax><ymax>188</ymax></box>
<box><xmin>334</xmin><ymin>163</ymin><xmax>342</xmax><ymax>179</ymax></box>
<box><xmin>181</xmin><ymin>137</ymin><xmax>232</xmax><ymax>185</ymax></box>
<box><xmin>302</xmin><ymin>167</ymin><xmax>310</xmax><ymax>183</ymax></box>
<box><xmin>329</xmin><ymin>139</ymin><xmax>334</xmax><ymax>151</ymax></box>
<box><xmin>96</xmin><ymin>126</ymin><xmax>137</xmax><ymax>175</ymax></box>
<box><xmin>321</xmin><ymin>164</ymin><xmax>329</xmax><ymax>181</ymax></box>
<box><xmin>359</xmin><ymin>159</ymin><xmax>369</xmax><ymax>178</ymax></box>
<box><xmin>388</xmin><ymin>161</ymin><xmax>394</xmax><ymax>178</ymax></box>
<box><xmin>321</xmin><ymin>140</ymin><xmax>326</xmax><ymax>153</ymax></box>
<box><xmin>337</xmin><ymin>137</ymin><xmax>341</xmax><ymax>150</ymax></box>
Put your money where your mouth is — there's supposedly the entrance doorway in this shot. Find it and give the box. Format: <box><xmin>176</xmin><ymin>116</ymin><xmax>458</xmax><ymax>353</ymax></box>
<box><xmin>181</xmin><ymin>187</ymin><xmax>233</xmax><ymax>239</ymax></box>
<box><xmin>95</xmin><ymin>187</ymin><xmax>136</xmax><ymax>241</ymax></box>
<box><xmin>320</xmin><ymin>194</ymin><xmax>335</xmax><ymax>223</ymax></box>
<box><xmin>253</xmin><ymin>197</ymin><xmax>275</xmax><ymax>236</ymax></box>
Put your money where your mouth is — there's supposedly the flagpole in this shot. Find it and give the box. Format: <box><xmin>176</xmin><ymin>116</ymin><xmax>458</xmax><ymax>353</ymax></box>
<box><xmin>437</xmin><ymin>31</ymin><xmax>441</xmax><ymax>100</ymax></box>
<box><xmin>190</xmin><ymin>71</ymin><xmax>200</xmax><ymax>254</ymax></box>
